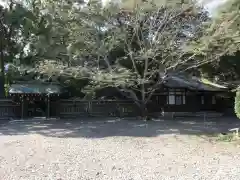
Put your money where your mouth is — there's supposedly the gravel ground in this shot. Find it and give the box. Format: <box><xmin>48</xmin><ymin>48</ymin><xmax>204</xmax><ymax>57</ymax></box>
<box><xmin>1</xmin><ymin>118</ymin><xmax>240</xmax><ymax>180</ymax></box>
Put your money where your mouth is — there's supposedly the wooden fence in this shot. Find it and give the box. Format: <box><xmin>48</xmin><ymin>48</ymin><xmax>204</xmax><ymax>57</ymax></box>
<box><xmin>58</xmin><ymin>100</ymin><xmax>140</xmax><ymax>119</ymax></box>
<box><xmin>0</xmin><ymin>98</ymin><xmax>225</xmax><ymax>120</ymax></box>
<box><xmin>0</xmin><ymin>99</ymin><xmax>21</xmax><ymax>119</ymax></box>
<box><xmin>0</xmin><ymin>99</ymin><xmax>141</xmax><ymax>120</ymax></box>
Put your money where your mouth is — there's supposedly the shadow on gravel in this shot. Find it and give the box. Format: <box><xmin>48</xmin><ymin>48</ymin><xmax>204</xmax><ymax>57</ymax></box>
<box><xmin>0</xmin><ymin>117</ymin><xmax>239</xmax><ymax>138</ymax></box>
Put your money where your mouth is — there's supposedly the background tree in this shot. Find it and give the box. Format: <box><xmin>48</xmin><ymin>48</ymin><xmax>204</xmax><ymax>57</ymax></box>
<box><xmin>0</xmin><ymin>0</ymin><xmax>55</xmax><ymax>95</ymax></box>
<box><xmin>195</xmin><ymin>0</ymin><xmax>240</xmax><ymax>82</ymax></box>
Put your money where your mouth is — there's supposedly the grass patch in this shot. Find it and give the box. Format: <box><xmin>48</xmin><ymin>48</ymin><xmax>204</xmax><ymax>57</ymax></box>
<box><xmin>216</xmin><ymin>133</ymin><xmax>237</xmax><ymax>142</ymax></box>
<box><xmin>197</xmin><ymin>132</ymin><xmax>240</xmax><ymax>143</ymax></box>
<box><xmin>213</xmin><ymin>131</ymin><xmax>240</xmax><ymax>142</ymax></box>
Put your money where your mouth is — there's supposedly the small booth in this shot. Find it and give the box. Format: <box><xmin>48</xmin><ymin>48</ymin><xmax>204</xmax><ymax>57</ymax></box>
<box><xmin>9</xmin><ymin>82</ymin><xmax>65</xmax><ymax>119</ymax></box>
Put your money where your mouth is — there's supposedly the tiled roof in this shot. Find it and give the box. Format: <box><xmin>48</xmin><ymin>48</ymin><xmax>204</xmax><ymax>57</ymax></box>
<box><xmin>9</xmin><ymin>82</ymin><xmax>64</xmax><ymax>94</ymax></box>
<box><xmin>164</xmin><ymin>75</ymin><xmax>228</xmax><ymax>91</ymax></box>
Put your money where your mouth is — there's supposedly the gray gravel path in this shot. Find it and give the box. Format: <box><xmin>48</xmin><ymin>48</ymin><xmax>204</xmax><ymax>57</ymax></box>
<box><xmin>0</xmin><ymin>118</ymin><xmax>240</xmax><ymax>180</ymax></box>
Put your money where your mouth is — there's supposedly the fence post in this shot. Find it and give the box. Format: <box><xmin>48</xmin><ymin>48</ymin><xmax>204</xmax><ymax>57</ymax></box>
<box><xmin>88</xmin><ymin>101</ymin><xmax>92</xmax><ymax>116</ymax></box>
<box><xmin>203</xmin><ymin>112</ymin><xmax>207</xmax><ymax>128</ymax></box>
<box><xmin>21</xmin><ymin>96</ymin><xmax>24</xmax><ymax>119</ymax></box>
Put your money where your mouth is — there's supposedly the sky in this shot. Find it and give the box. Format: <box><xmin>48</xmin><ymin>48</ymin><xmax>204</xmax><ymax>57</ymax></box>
<box><xmin>0</xmin><ymin>0</ymin><xmax>229</xmax><ymax>17</ymax></box>
<box><xmin>0</xmin><ymin>0</ymin><xmax>228</xmax><ymax>11</ymax></box>
<box><xmin>101</xmin><ymin>0</ymin><xmax>229</xmax><ymax>13</ymax></box>
<box><xmin>198</xmin><ymin>0</ymin><xmax>228</xmax><ymax>13</ymax></box>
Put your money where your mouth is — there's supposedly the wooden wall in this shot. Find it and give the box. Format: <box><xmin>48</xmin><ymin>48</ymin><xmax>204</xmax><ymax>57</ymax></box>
<box><xmin>151</xmin><ymin>88</ymin><xmax>225</xmax><ymax>113</ymax></box>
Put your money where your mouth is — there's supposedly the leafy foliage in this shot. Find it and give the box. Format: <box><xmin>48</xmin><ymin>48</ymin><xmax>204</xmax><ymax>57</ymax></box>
<box><xmin>195</xmin><ymin>0</ymin><xmax>240</xmax><ymax>81</ymax></box>
<box><xmin>0</xmin><ymin>0</ymin><xmax>52</xmax><ymax>65</ymax></box>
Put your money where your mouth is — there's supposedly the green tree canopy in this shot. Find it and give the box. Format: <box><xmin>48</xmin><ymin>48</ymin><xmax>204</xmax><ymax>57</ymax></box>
<box><xmin>193</xmin><ymin>0</ymin><xmax>240</xmax><ymax>83</ymax></box>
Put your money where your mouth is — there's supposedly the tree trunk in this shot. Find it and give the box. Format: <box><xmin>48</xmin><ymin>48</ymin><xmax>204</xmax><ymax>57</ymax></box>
<box><xmin>140</xmin><ymin>83</ymin><xmax>148</xmax><ymax>119</ymax></box>
<box><xmin>140</xmin><ymin>102</ymin><xmax>150</xmax><ymax>120</ymax></box>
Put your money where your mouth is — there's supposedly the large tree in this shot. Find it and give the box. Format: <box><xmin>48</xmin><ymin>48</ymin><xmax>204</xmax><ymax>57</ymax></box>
<box><xmin>36</xmin><ymin>1</ymin><xmax>211</xmax><ymax>116</ymax></box>
<box><xmin>0</xmin><ymin>1</ymin><xmax>34</xmax><ymax>96</ymax></box>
